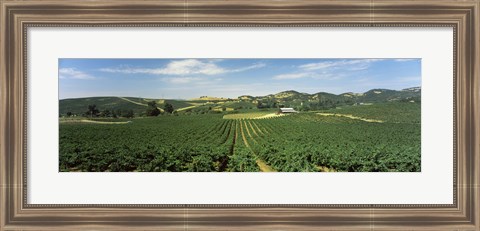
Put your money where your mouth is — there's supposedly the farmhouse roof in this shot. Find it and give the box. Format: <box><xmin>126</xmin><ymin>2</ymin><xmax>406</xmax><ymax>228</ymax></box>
<box><xmin>280</xmin><ymin>108</ymin><xmax>297</xmax><ymax>113</ymax></box>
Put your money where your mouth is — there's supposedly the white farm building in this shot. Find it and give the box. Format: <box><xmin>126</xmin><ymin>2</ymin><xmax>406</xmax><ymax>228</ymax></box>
<box><xmin>278</xmin><ymin>108</ymin><xmax>298</xmax><ymax>114</ymax></box>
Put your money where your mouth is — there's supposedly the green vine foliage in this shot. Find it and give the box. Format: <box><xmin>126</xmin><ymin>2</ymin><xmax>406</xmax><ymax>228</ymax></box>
<box><xmin>60</xmin><ymin>102</ymin><xmax>420</xmax><ymax>172</ymax></box>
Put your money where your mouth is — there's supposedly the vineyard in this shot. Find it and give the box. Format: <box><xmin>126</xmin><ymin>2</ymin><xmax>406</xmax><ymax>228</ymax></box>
<box><xmin>59</xmin><ymin>102</ymin><xmax>420</xmax><ymax>172</ymax></box>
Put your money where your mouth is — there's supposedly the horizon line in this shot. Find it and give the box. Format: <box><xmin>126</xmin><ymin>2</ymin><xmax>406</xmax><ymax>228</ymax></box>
<box><xmin>59</xmin><ymin>86</ymin><xmax>421</xmax><ymax>101</ymax></box>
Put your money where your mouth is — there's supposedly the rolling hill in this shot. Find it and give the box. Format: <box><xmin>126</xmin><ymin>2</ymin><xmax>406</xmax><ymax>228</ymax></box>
<box><xmin>59</xmin><ymin>97</ymin><xmax>194</xmax><ymax>116</ymax></box>
<box><xmin>59</xmin><ymin>87</ymin><xmax>420</xmax><ymax>116</ymax></box>
<box><xmin>241</xmin><ymin>87</ymin><xmax>420</xmax><ymax>104</ymax></box>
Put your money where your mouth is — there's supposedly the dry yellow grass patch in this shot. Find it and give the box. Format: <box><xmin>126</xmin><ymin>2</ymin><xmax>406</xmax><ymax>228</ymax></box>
<box><xmin>256</xmin><ymin>159</ymin><xmax>276</xmax><ymax>172</ymax></box>
<box><xmin>117</xmin><ymin>97</ymin><xmax>147</xmax><ymax>106</ymax></box>
<box><xmin>118</xmin><ymin>97</ymin><xmax>164</xmax><ymax>112</ymax></box>
<box><xmin>254</xmin><ymin>113</ymin><xmax>287</xmax><ymax>119</ymax></box>
<box><xmin>316</xmin><ymin>165</ymin><xmax>336</xmax><ymax>172</ymax></box>
<box><xmin>176</xmin><ymin>105</ymin><xmax>199</xmax><ymax>111</ymax></box>
<box><xmin>223</xmin><ymin>112</ymin><xmax>287</xmax><ymax>120</ymax></box>
<box><xmin>61</xmin><ymin>119</ymin><xmax>131</xmax><ymax>124</ymax></box>
<box><xmin>190</xmin><ymin>96</ymin><xmax>229</xmax><ymax>101</ymax></box>
<box><xmin>317</xmin><ymin>113</ymin><xmax>384</xmax><ymax>123</ymax></box>
<box><xmin>211</xmin><ymin>107</ymin><xmax>235</xmax><ymax>112</ymax></box>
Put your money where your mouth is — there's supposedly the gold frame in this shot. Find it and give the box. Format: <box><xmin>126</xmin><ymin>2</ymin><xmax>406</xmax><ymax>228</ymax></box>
<box><xmin>1</xmin><ymin>0</ymin><xmax>479</xmax><ymax>230</ymax></box>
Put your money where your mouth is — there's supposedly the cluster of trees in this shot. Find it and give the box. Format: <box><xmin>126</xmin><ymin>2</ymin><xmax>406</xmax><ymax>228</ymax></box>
<box><xmin>84</xmin><ymin>105</ymin><xmax>135</xmax><ymax>118</ymax></box>
<box><xmin>146</xmin><ymin>101</ymin><xmax>161</xmax><ymax>116</ymax></box>
<box><xmin>256</xmin><ymin>100</ymin><xmax>282</xmax><ymax>109</ymax></box>
<box><xmin>146</xmin><ymin>101</ymin><xmax>175</xmax><ymax>116</ymax></box>
<box><xmin>164</xmin><ymin>103</ymin><xmax>174</xmax><ymax>114</ymax></box>
<box><xmin>255</xmin><ymin>98</ymin><xmax>354</xmax><ymax>111</ymax></box>
<box><xmin>183</xmin><ymin>107</ymin><xmax>223</xmax><ymax>115</ymax></box>
<box><xmin>400</xmin><ymin>96</ymin><xmax>421</xmax><ymax>103</ymax></box>
<box><xmin>297</xmin><ymin>99</ymin><xmax>350</xmax><ymax>111</ymax></box>
<box><xmin>63</xmin><ymin>101</ymin><xmax>175</xmax><ymax>118</ymax></box>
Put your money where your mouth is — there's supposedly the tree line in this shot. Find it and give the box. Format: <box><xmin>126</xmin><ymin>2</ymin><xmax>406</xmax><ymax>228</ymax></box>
<box><xmin>63</xmin><ymin>101</ymin><xmax>175</xmax><ymax>118</ymax></box>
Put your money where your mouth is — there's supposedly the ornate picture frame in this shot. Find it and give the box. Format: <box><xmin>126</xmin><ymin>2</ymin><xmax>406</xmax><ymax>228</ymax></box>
<box><xmin>1</xmin><ymin>0</ymin><xmax>478</xmax><ymax>230</ymax></box>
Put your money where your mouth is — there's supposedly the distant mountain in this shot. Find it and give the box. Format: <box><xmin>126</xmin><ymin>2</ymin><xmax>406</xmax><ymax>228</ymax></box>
<box><xmin>360</xmin><ymin>88</ymin><xmax>420</xmax><ymax>102</ymax></box>
<box><xmin>237</xmin><ymin>87</ymin><xmax>420</xmax><ymax>104</ymax></box>
<box><xmin>230</xmin><ymin>87</ymin><xmax>420</xmax><ymax>111</ymax></box>
<box><xmin>402</xmin><ymin>87</ymin><xmax>421</xmax><ymax>93</ymax></box>
<box><xmin>59</xmin><ymin>87</ymin><xmax>420</xmax><ymax>116</ymax></box>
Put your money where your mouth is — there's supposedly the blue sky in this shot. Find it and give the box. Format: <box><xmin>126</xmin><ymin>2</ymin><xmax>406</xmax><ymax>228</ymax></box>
<box><xmin>59</xmin><ymin>58</ymin><xmax>421</xmax><ymax>99</ymax></box>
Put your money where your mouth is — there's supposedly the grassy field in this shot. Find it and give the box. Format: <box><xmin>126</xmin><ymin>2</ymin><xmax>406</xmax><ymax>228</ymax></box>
<box><xmin>59</xmin><ymin>96</ymin><xmax>196</xmax><ymax>116</ymax></box>
<box><xmin>59</xmin><ymin>101</ymin><xmax>421</xmax><ymax>172</ymax></box>
<box><xmin>318</xmin><ymin>102</ymin><xmax>421</xmax><ymax>123</ymax></box>
<box><xmin>222</xmin><ymin>111</ymin><xmax>286</xmax><ymax>120</ymax></box>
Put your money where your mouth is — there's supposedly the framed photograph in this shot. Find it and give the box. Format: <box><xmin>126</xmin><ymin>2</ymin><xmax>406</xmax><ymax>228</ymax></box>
<box><xmin>1</xmin><ymin>0</ymin><xmax>479</xmax><ymax>230</ymax></box>
<box><xmin>58</xmin><ymin>58</ymin><xmax>422</xmax><ymax>173</ymax></box>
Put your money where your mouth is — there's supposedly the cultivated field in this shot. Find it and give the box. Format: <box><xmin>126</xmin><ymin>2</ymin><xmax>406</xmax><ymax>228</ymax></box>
<box><xmin>59</xmin><ymin>102</ymin><xmax>420</xmax><ymax>172</ymax></box>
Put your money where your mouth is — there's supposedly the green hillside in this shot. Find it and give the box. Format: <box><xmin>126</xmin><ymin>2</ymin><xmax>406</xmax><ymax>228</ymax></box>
<box><xmin>319</xmin><ymin>101</ymin><xmax>421</xmax><ymax>123</ymax></box>
<box><xmin>163</xmin><ymin>99</ymin><xmax>193</xmax><ymax>109</ymax></box>
<box><xmin>223</xmin><ymin>101</ymin><xmax>256</xmax><ymax>110</ymax></box>
<box><xmin>236</xmin><ymin>87</ymin><xmax>420</xmax><ymax>110</ymax></box>
<box><xmin>59</xmin><ymin>97</ymin><xmax>149</xmax><ymax>116</ymax></box>
<box><xmin>59</xmin><ymin>87</ymin><xmax>420</xmax><ymax>117</ymax></box>
<box><xmin>59</xmin><ymin>96</ymin><xmax>195</xmax><ymax>117</ymax></box>
<box><xmin>360</xmin><ymin>88</ymin><xmax>420</xmax><ymax>102</ymax></box>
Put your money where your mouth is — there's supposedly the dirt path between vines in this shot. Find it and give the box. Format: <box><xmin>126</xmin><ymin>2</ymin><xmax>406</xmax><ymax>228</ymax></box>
<box><xmin>316</xmin><ymin>165</ymin><xmax>336</xmax><ymax>172</ymax></box>
<box><xmin>254</xmin><ymin>113</ymin><xmax>287</xmax><ymax>119</ymax></box>
<box><xmin>246</xmin><ymin>120</ymin><xmax>259</xmax><ymax>136</ymax></box>
<box><xmin>250</xmin><ymin>120</ymin><xmax>264</xmax><ymax>136</ymax></box>
<box><xmin>239</xmin><ymin>120</ymin><xmax>276</xmax><ymax>172</ymax></box>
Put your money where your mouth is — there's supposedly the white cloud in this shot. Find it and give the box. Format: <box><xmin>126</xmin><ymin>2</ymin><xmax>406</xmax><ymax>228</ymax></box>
<box><xmin>299</xmin><ymin>62</ymin><xmax>336</xmax><ymax>71</ymax></box>
<box><xmin>299</xmin><ymin>59</ymin><xmax>384</xmax><ymax>71</ymax></box>
<box><xmin>393</xmin><ymin>58</ymin><xmax>419</xmax><ymax>62</ymax></box>
<box><xmin>59</xmin><ymin>68</ymin><xmax>95</xmax><ymax>80</ymax></box>
<box><xmin>99</xmin><ymin>59</ymin><xmax>265</xmax><ymax>76</ymax></box>
<box><xmin>273</xmin><ymin>59</ymin><xmax>386</xmax><ymax>81</ymax></box>
<box><xmin>99</xmin><ymin>59</ymin><xmax>223</xmax><ymax>75</ymax></box>
<box><xmin>273</xmin><ymin>72</ymin><xmax>340</xmax><ymax>80</ymax></box>
<box><xmin>273</xmin><ymin>73</ymin><xmax>310</xmax><ymax>80</ymax></box>
<box><xmin>231</xmin><ymin>63</ymin><xmax>266</xmax><ymax>73</ymax></box>
<box><xmin>161</xmin><ymin>59</ymin><xmax>225</xmax><ymax>75</ymax></box>
<box><xmin>161</xmin><ymin>77</ymin><xmax>202</xmax><ymax>84</ymax></box>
